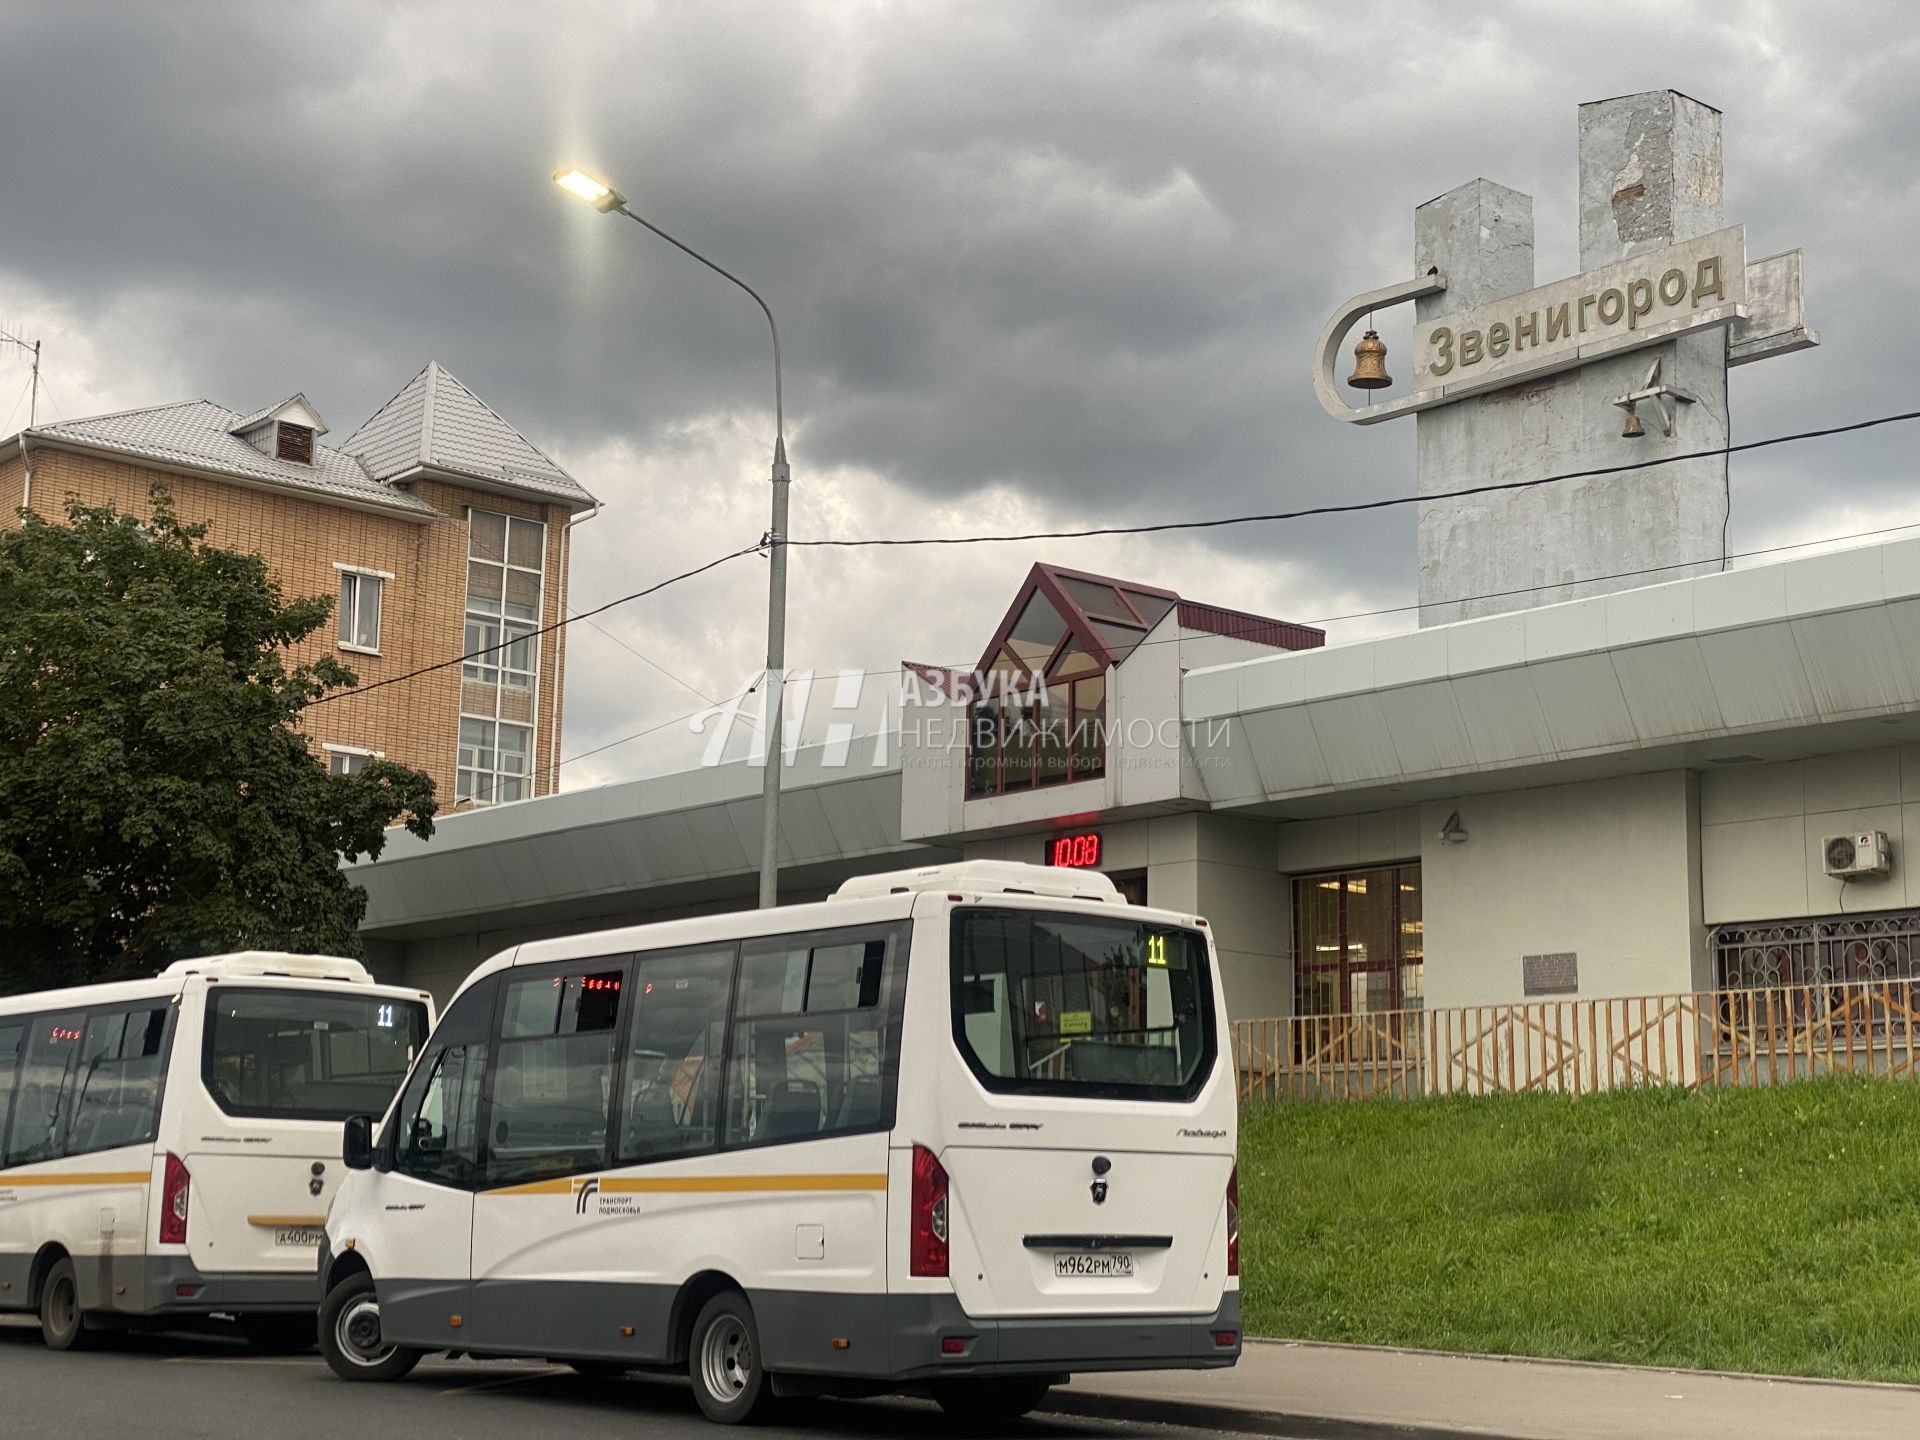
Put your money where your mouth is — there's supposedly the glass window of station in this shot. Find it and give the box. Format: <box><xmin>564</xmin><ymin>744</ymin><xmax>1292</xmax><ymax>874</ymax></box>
<box><xmin>1293</xmin><ymin>866</ymin><xmax>1423</xmax><ymax>1016</ymax></box>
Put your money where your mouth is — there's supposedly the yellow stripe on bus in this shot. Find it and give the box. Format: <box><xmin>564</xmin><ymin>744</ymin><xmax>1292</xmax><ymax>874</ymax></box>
<box><xmin>486</xmin><ymin>1178</ymin><xmax>578</xmax><ymax>1197</ymax></box>
<box><xmin>604</xmin><ymin>1173</ymin><xmax>887</xmax><ymax>1195</ymax></box>
<box><xmin>247</xmin><ymin>1215</ymin><xmax>327</xmax><ymax>1228</ymax></box>
<box><xmin>484</xmin><ymin>1173</ymin><xmax>888</xmax><ymax>1198</ymax></box>
<box><xmin>0</xmin><ymin>1172</ymin><xmax>150</xmax><ymax>1187</ymax></box>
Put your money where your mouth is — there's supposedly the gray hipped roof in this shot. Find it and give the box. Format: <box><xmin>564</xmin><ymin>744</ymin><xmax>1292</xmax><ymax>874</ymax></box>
<box><xmin>29</xmin><ymin>400</ymin><xmax>436</xmax><ymax>516</ymax></box>
<box><xmin>343</xmin><ymin>362</ymin><xmax>596</xmax><ymax>511</ymax></box>
<box><xmin>15</xmin><ymin>362</ymin><xmax>595</xmax><ymax>519</ymax></box>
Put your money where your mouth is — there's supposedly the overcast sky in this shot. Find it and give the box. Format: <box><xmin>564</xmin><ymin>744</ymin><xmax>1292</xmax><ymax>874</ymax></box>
<box><xmin>3</xmin><ymin>1</ymin><xmax>1917</xmax><ymax>785</ymax></box>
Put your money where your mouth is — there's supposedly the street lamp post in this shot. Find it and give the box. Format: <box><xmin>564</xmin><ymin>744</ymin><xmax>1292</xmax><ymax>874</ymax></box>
<box><xmin>553</xmin><ymin>167</ymin><xmax>789</xmax><ymax>909</ymax></box>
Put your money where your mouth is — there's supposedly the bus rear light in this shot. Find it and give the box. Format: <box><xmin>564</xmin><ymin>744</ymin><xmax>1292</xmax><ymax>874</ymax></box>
<box><xmin>160</xmin><ymin>1152</ymin><xmax>190</xmax><ymax>1245</ymax></box>
<box><xmin>910</xmin><ymin>1144</ymin><xmax>950</xmax><ymax>1277</ymax></box>
<box><xmin>1214</xmin><ymin>1330</ymin><xmax>1238</xmax><ymax>1348</ymax></box>
<box><xmin>1226</xmin><ymin>1163</ymin><xmax>1239</xmax><ymax>1277</ymax></box>
<box><xmin>940</xmin><ymin>1336</ymin><xmax>966</xmax><ymax>1355</ymax></box>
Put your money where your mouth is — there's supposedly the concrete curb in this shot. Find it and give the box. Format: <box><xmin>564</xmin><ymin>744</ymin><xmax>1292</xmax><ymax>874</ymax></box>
<box><xmin>1042</xmin><ymin>1390</ymin><xmax>1531</xmax><ymax>1440</ymax></box>
<box><xmin>1243</xmin><ymin>1336</ymin><xmax>1920</xmax><ymax>1396</ymax></box>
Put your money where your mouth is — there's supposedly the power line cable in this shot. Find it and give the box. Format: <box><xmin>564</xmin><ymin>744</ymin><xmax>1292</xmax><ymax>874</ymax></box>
<box><xmin>565</xmin><ymin>605</ymin><xmax>761</xmax><ymax>736</ymax></box>
<box><xmin>306</xmin><ymin>543</ymin><xmax>765</xmax><ymax>709</ymax></box>
<box><xmin>766</xmin><ymin>513</ymin><xmax>1920</xmax><ymax>689</ymax></box>
<box><xmin>783</xmin><ymin>408</ymin><xmax>1920</xmax><ymax>550</ymax></box>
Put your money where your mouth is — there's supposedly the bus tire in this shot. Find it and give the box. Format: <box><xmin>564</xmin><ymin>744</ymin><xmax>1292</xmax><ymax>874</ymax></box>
<box><xmin>931</xmin><ymin>1377</ymin><xmax>1054</xmax><ymax>1423</ymax></box>
<box><xmin>319</xmin><ymin>1271</ymin><xmax>421</xmax><ymax>1383</ymax></box>
<box><xmin>688</xmin><ymin>1290</ymin><xmax>775</xmax><ymax>1424</ymax></box>
<box><xmin>39</xmin><ymin>1257</ymin><xmax>95</xmax><ymax>1352</ymax></box>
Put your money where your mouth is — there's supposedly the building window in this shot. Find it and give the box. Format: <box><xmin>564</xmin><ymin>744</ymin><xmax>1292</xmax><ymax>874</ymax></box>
<box><xmin>458</xmin><ymin>717</ymin><xmax>531</xmax><ymax>805</ymax></box>
<box><xmin>463</xmin><ymin>510</ymin><xmax>544</xmax><ymax>692</ymax></box>
<box><xmin>337</xmin><ymin>570</ymin><xmax>383</xmax><ymax>652</ymax></box>
<box><xmin>1293</xmin><ymin>866</ymin><xmax>1423</xmax><ymax>1016</ymax></box>
<box><xmin>460</xmin><ymin>509</ymin><xmax>546</xmax><ymax>805</ymax></box>
<box><xmin>967</xmin><ymin>593</ymin><xmax>1109</xmax><ymax>797</ymax></box>
<box><xmin>325</xmin><ymin>745</ymin><xmax>381</xmax><ymax>778</ymax></box>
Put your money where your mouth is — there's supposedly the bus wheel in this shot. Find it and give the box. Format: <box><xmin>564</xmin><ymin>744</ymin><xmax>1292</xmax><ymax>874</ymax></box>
<box><xmin>931</xmin><ymin>1377</ymin><xmax>1054</xmax><ymax>1423</ymax></box>
<box><xmin>319</xmin><ymin>1272</ymin><xmax>421</xmax><ymax>1383</ymax></box>
<box><xmin>689</xmin><ymin>1290</ymin><xmax>775</xmax><ymax>1424</ymax></box>
<box><xmin>39</xmin><ymin>1258</ymin><xmax>96</xmax><ymax>1352</ymax></box>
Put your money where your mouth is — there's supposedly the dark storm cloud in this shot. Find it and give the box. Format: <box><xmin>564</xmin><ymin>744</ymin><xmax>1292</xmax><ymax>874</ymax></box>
<box><xmin>3</xmin><ymin>0</ymin><xmax>1919</xmax><ymax>742</ymax></box>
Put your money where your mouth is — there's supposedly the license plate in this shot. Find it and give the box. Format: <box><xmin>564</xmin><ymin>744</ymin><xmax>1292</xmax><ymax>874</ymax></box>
<box><xmin>274</xmin><ymin>1228</ymin><xmax>326</xmax><ymax>1248</ymax></box>
<box><xmin>1054</xmin><ymin>1251</ymin><xmax>1134</xmax><ymax>1278</ymax></box>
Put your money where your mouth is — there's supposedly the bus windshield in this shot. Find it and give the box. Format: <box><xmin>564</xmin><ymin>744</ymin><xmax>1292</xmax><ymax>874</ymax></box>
<box><xmin>203</xmin><ymin>988</ymin><xmax>428</xmax><ymax>1121</ymax></box>
<box><xmin>951</xmin><ymin>908</ymin><xmax>1215</xmax><ymax>1100</ymax></box>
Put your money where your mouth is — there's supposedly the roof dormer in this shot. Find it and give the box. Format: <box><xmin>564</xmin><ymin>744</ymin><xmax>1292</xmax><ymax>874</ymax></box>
<box><xmin>231</xmin><ymin>393</ymin><xmax>329</xmax><ymax>465</ymax></box>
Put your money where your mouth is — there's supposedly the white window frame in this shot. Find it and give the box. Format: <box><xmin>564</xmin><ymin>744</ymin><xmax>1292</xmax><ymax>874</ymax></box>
<box><xmin>455</xmin><ymin>716</ymin><xmax>533</xmax><ymax>806</ymax></box>
<box><xmin>322</xmin><ymin>742</ymin><xmax>384</xmax><ymax>779</ymax></box>
<box><xmin>459</xmin><ymin>508</ymin><xmax>547</xmax><ymax>805</ymax></box>
<box><xmin>333</xmin><ymin>562</ymin><xmax>393</xmax><ymax>656</ymax></box>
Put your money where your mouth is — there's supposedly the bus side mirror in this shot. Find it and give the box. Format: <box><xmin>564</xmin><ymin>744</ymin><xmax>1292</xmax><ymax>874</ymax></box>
<box><xmin>343</xmin><ymin>1114</ymin><xmax>375</xmax><ymax>1171</ymax></box>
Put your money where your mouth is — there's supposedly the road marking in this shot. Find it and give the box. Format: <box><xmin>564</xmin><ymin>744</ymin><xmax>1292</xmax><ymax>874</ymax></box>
<box><xmin>437</xmin><ymin>1368</ymin><xmax>562</xmax><ymax>1396</ymax></box>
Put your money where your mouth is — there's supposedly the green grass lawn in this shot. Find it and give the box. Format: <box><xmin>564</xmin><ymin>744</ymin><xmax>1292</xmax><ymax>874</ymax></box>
<box><xmin>1238</xmin><ymin>1079</ymin><xmax>1920</xmax><ymax>1383</ymax></box>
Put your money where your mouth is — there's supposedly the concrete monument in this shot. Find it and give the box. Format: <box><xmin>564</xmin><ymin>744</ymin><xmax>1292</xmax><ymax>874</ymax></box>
<box><xmin>1313</xmin><ymin>90</ymin><xmax>1817</xmax><ymax>625</ymax></box>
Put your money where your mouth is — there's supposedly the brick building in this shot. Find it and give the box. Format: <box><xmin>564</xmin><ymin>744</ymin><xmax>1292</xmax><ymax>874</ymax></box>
<box><xmin>0</xmin><ymin>361</ymin><xmax>597</xmax><ymax>807</ymax></box>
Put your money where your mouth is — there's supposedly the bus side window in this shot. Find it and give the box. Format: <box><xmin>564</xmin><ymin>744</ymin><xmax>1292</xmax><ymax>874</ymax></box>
<box><xmin>617</xmin><ymin>947</ymin><xmax>733</xmax><ymax>1164</ymax></box>
<box><xmin>725</xmin><ymin>929</ymin><xmax>901</xmax><ymax>1149</ymax></box>
<box><xmin>0</xmin><ymin>1021</ymin><xmax>23</xmax><ymax>1161</ymax></box>
<box><xmin>67</xmin><ymin>1005</ymin><xmax>170</xmax><ymax>1157</ymax></box>
<box><xmin>484</xmin><ymin>963</ymin><xmax>625</xmax><ymax>1187</ymax></box>
<box><xmin>4</xmin><ymin>1011</ymin><xmax>85</xmax><ymax>1167</ymax></box>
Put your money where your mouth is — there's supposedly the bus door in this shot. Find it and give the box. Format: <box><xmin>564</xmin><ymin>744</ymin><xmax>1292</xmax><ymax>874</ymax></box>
<box><xmin>356</xmin><ymin>975</ymin><xmax>494</xmax><ymax>1349</ymax></box>
<box><xmin>466</xmin><ymin>958</ymin><xmax>632</xmax><ymax>1357</ymax></box>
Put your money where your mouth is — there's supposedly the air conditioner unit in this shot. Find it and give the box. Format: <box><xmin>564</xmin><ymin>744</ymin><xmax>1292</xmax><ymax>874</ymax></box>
<box><xmin>1823</xmin><ymin>832</ymin><xmax>1891</xmax><ymax>879</ymax></box>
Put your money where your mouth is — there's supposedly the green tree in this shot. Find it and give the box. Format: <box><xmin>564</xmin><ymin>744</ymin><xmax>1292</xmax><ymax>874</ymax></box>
<box><xmin>0</xmin><ymin>485</ymin><xmax>436</xmax><ymax>993</ymax></box>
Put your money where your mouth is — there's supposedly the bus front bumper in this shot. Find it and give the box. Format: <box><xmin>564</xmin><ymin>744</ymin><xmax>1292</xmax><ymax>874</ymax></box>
<box><xmin>884</xmin><ymin>1291</ymin><xmax>1242</xmax><ymax>1379</ymax></box>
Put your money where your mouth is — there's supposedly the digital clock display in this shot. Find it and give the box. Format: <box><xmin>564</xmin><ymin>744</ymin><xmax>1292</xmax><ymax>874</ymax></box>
<box><xmin>1046</xmin><ymin>832</ymin><xmax>1102</xmax><ymax>869</ymax></box>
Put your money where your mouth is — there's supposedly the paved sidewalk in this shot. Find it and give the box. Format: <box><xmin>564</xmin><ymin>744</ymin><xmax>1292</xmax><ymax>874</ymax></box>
<box><xmin>1057</xmin><ymin>1339</ymin><xmax>1920</xmax><ymax>1440</ymax></box>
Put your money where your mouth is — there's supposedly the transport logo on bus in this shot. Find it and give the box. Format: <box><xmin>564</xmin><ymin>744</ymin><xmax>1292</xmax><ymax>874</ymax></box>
<box><xmin>573</xmin><ymin>1177</ymin><xmax>600</xmax><ymax>1215</ymax></box>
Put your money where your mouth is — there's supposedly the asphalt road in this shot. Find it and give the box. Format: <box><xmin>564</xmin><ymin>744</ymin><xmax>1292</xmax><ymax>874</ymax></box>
<box><xmin>0</xmin><ymin>1317</ymin><xmax>1249</xmax><ymax>1440</ymax></box>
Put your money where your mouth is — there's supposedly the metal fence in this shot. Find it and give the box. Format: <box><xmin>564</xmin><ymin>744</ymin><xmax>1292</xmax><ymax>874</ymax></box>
<box><xmin>1234</xmin><ymin>978</ymin><xmax>1920</xmax><ymax>1102</ymax></box>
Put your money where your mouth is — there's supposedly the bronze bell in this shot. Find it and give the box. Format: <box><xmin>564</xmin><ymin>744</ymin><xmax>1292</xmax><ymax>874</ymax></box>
<box><xmin>1620</xmin><ymin>403</ymin><xmax>1645</xmax><ymax>439</ymax></box>
<box><xmin>1348</xmin><ymin>329</ymin><xmax>1391</xmax><ymax>389</ymax></box>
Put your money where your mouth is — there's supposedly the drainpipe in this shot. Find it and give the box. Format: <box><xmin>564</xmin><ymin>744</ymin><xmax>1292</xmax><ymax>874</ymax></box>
<box><xmin>548</xmin><ymin>500</ymin><xmax>600</xmax><ymax>792</ymax></box>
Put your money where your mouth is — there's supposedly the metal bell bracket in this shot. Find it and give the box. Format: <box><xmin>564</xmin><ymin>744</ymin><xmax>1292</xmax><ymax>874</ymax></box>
<box><xmin>1609</xmin><ymin>355</ymin><xmax>1697</xmax><ymax>438</ymax></box>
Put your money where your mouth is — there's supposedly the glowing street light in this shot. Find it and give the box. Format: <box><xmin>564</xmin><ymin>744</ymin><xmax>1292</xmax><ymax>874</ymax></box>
<box><xmin>551</xmin><ymin>168</ymin><xmax>625</xmax><ymax>212</ymax></box>
<box><xmin>551</xmin><ymin>164</ymin><xmax>791</xmax><ymax>910</ymax></box>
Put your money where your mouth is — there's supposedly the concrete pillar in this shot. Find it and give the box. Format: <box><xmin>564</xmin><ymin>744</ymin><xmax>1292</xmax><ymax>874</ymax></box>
<box><xmin>1416</xmin><ymin>91</ymin><xmax>1730</xmax><ymax>626</ymax></box>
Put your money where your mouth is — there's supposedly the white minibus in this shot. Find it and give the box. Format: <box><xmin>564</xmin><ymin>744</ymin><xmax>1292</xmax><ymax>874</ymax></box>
<box><xmin>0</xmin><ymin>952</ymin><xmax>432</xmax><ymax>1350</ymax></box>
<box><xmin>320</xmin><ymin>861</ymin><xmax>1239</xmax><ymax>1424</ymax></box>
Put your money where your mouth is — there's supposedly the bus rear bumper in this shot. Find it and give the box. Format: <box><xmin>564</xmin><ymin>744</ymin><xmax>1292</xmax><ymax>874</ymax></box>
<box><xmin>883</xmin><ymin>1291</ymin><xmax>1242</xmax><ymax>1379</ymax></box>
<box><xmin>118</xmin><ymin>1255</ymin><xmax>317</xmax><ymax>1316</ymax></box>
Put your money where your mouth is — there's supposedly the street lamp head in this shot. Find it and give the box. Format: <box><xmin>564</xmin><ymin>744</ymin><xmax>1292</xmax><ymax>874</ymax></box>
<box><xmin>551</xmin><ymin>167</ymin><xmax>625</xmax><ymax>213</ymax></box>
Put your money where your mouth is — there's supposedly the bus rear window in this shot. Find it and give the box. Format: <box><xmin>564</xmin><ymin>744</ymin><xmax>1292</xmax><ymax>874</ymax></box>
<box><xmin>203</xmin><ymin>989</ymin><xmax>427</xmax><ymax>1121</ymax></box>
<box><xmin>951</xmin><ymin>909</ymin><xmax>1215</xmax><ymax>1100</ymax></box>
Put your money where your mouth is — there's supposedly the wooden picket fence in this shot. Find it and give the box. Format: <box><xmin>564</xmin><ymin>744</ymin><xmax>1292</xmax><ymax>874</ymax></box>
<box><xmin>1234</xmin><ymin>978</ymin><xmax>1920</xmax><ymax>1102</ymax></box>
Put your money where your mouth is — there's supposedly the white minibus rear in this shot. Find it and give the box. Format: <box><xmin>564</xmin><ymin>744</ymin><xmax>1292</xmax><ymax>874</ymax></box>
<box><xmin>321</xmin><ymin>861</ymin><xmax>1237</xmax><ymax>1424</ymax></box>
<box><xmin>0</xmin><ymin>952</ymin><xmax>431</xmax><ymax>1349</ymax></box>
